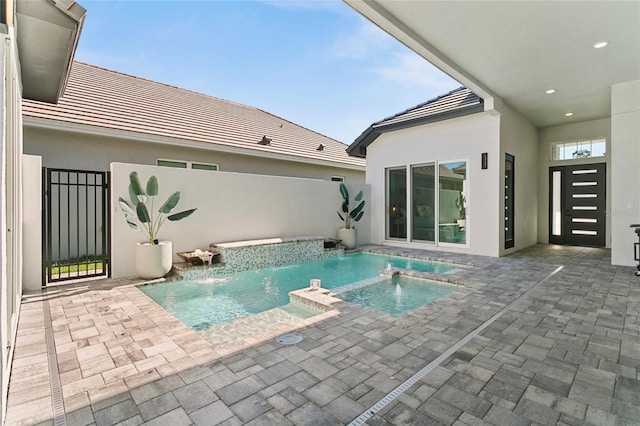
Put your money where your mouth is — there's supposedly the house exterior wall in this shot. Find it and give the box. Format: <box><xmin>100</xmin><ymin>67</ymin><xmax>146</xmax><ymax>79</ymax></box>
<box><xmin>499</xmin><ymin>103</ymin><xmax>539</xmax><ymax>255</ymax></box>
<box><xmin>111</xmin><ymin>163</ymin><xmax>371</xmax><ymax>278</ymax></box>
<box><xmin>22</xmin><ymin>155</ymin><xmax>41</xmax><ymax>292</ymax></box>
<box><xmin>24</xmin><ymin>126</ymin><xmax>365</xmax><ymax>183</ymax></box>
<box><xmin>537</xmin><ymin>118</ymin><xmax>612</xmax><ymax>246</ymax></box>
<box><xmin>365</xmin><ymin>112</ymin><xmax>501</xmax><ymax>257</ymax></box>
<box><xmin>611</xmin><ymin>79</ymin><xmax>640</xmax><ymax>266</ymax></box>
<box><xmin>0</xmin><ymin>24</ymin><xmax>23</xmax><ymax>422</ymax></box>
<box><xmin>0</xmin><ymin>32</ymin><xmax>9</xmax><ymax>424</ymax></box>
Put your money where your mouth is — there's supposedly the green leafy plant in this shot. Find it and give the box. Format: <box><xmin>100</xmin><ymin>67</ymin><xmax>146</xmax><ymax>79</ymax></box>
<box><xmin>118</xmin><ymin>171</ymin><xmax>197</xmax><ymax>244</ymax></box>
<box><xmin>336</xmin><ymin>182</ymin><xmax>365</xmax><ymax>229</ymax></box>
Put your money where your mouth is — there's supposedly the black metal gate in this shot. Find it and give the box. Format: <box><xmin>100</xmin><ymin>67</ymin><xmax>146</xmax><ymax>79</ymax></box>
<box><xmin>42</xmin><ymin>168</ymin><xmax>111</xmax><ymax>285</ymax></box>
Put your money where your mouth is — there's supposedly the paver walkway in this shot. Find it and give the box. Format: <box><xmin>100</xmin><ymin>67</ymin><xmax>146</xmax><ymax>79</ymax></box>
<box><xmin>5</xmin><ymin>244</ymin><xmax>639</xmax><ymax>425</ymax></box>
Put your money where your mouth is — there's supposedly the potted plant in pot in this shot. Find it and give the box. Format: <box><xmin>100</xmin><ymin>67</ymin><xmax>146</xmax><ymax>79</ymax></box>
<box><xmin>118</xmin><ymin>171</ymin><xmax>197</xmax><ymax>279</ymax></box>
<box><xmin>336</xmin><ymin>182</ymin><xmax>365</xmax><ymax>249</ymax></box>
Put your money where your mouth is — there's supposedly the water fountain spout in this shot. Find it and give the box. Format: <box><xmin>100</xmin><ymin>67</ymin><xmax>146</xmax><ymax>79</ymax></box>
<box><xmin>195</xmin><ymin>249</ymin><xmax>214</xmax><ymax>279</ymax></box>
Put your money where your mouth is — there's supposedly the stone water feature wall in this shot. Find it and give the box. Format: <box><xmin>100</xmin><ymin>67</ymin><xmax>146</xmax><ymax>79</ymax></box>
<box><xmin>179</xmin><ymin>236</ymin><xmax>344</xmax><ymax>280</ymax></box>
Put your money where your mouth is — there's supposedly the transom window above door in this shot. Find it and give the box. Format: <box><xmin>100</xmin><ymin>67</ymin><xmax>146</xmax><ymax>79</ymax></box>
<box><xmin>551</xmin><ymin>139</ymin><xmax>606</xmax><ymax>161</ymax></box>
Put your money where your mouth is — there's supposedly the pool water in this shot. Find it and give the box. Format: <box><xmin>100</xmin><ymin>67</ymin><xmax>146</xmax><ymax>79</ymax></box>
<box><xmin>338</xmin><ymin>274</ymin><xmax>456</xmax><ymax>316</ymax></box>
<box><xmin>139</xmin><ymin>252</ymin><xmax>460</xmax><ymax>330</ymax></box>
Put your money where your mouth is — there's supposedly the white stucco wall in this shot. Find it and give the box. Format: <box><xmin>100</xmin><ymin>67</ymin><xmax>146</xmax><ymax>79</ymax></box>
<box><xmin>111</xmin><ymin>163</ymin><xmax>370</xmax><ymax>278</ymax></box>
<box><xmin>365</xmin><ymin>112</ymin><xmax>501</xmax><ymax>257</ymax></box>
<box><xmin>611</xmin><ymin>80</ymin><xmax>640</xmax><ymax>266</ymax></box>
<box><xmin>0</xmin><ymin>35</ymin><xmax>8</xmax><ymax>423</ymax></box>
<box><xmin>22</xmin><ymin>155</ymin><xmax>41</xmax><ymax>292</ymax></box>
<box><xmin>499</xmin><ymin>103</ymin><xmax>539</xmax><ymax>255</ymax></box>
<box><xmin>537</xmin><ymin>118</ymin><xmax>612</xmax><ymax>246</ymax></box>
<box><xmin>1</xmin><ymin>27</ymin><xmax>23</xmax><ymax>422</ymax></box>
<box><xmin>24</xmin><ymin>126</ymin><xmax>365</xmax><ymax>183</ymax></box>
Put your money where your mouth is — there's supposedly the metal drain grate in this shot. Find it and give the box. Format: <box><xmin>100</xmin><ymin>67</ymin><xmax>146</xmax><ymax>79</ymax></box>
<box><xmin>275</xmin><ymin>332</ymin><xmax>303</xmax><ymax>345</ymax></box>
<box><xmin>43</xmin><ymin>291</ymin><xmax>66</xmax><ymax>426</ymax></box>
<box><xmin>348</xmin><ymin>265</ymin><xmax>564</xmax><ymax>426</ymax></box>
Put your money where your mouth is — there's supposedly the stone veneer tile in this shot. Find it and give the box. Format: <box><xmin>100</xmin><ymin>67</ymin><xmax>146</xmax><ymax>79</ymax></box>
<box><xmin>181</xmin><ymin>238</ymin><xmax>344</xmax><ymax>280</ymax></box>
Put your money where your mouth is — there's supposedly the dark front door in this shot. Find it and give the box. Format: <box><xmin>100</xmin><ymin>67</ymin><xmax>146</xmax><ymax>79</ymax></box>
<box><xmin>549</xmin><ymin>163</ymin><xmax>606</xmax><ymax>247</ymax></box>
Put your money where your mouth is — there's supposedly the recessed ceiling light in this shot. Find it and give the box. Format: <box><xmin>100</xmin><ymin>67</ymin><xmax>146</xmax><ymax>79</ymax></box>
<box><xmin>546</xmin><ymin>89</ymin><xmax>556</xmax><ymax>94</ymax></box>
<box><xmin>565</xmin><ymin>112</ymin><xmax>574</xmax><ymax>117</ymax></box>
<box><xmin>594</xmin><ymin>41</ymin><xmax>608</xmax><ymax>49</ymax></box>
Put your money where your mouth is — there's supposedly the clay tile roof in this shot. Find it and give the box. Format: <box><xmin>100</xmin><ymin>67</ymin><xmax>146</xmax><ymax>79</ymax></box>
<box><xmin>22</xmin><ymin>62</ymin><xmax>365</xmax><ymax>169</ymax></box>
<box><xmin>347</xmin><ymin>87</ymin><xmax>484</xmax><ymax>158</ymax></box>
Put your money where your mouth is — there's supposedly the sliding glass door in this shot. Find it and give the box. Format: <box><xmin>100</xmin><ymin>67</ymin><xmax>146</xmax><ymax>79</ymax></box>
<box><xmin>438</xmin><ymin>162</ymin><xmax>467</xmax><ymax>244</ymax></box>
<box><xmin>411</xmin><ymin>164</ymin><xmax>435</xmax><ymax>242</ymax></box>
<box><xmin>387</xmin><ymin>168</ymin><xmax>407</xmax><ymax>239</ymax></box>
<box><xmin>386</xmin><ymin>160</ymin><xmax>467</xmax><ymax>245</ymax></box>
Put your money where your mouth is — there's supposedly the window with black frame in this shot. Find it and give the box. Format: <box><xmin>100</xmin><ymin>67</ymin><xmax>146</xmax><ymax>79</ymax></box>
<box><xmin>505</xmin><ymin>154</ymin><xmax>515</xmax><ymax>249</ymax></box>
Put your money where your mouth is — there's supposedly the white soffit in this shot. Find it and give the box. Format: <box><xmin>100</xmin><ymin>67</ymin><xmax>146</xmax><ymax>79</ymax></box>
<box><xmin>346</xmin><ymin>0</ymin><xmax>640</xmax><ymax>128</ymax></box>
<box><xmin>17</xmin><ymin>0</ymin><xmax>86</xmax><ymax>103</ymax></box>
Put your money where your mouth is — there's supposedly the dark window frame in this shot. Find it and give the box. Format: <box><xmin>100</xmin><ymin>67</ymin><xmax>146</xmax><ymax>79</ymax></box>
<box><xmin>505</xmin><ymin>154</ymin><xmax>515</xmax><ymax>249</ymax></box>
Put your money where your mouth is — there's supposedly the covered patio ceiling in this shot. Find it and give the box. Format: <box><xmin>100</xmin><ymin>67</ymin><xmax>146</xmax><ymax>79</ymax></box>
<box><xmin>345</xmin><ymin>1</ymin><xmax>640</xmax><ymax>128</ymax></box>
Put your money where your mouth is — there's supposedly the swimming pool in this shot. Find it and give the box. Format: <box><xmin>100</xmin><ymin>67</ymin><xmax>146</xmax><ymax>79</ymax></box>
<box><xmin>139</xmin><ymin>252</ymin><xmax>460</xmax><ymax>330</ymax></box>
<box><xmin>337</xmin><ymin>274</ymin><xmax>456</xmax><ymax>317</ymax></box>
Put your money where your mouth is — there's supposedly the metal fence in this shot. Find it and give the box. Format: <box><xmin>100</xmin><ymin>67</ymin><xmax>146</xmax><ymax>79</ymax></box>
<box><xmin>42</xmin><ymin>168</ymin><xmax>111</xmax><ymax>285</ymax></box>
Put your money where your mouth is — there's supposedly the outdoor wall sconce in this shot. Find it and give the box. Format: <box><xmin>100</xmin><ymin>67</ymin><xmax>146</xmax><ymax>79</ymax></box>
<box><xmin>481</xmin><ymin>152</ymin><xmax>488</xmax><ymax>169</ymax></box>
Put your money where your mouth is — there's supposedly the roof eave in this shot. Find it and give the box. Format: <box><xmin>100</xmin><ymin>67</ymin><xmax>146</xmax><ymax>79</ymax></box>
<box><xmin>347</xmin><ymin>103</ymin><xmax>485</xmax><ymax>159</ymax></box>
<box><xmin>23</xmin><ymin>116</ymin><xmax>367</xmax><ymax>171</ymax></box>
<box><xmin>17</xmin><ymin>0</ymin><xmax>86</xmax><ymax>103</ymax></box>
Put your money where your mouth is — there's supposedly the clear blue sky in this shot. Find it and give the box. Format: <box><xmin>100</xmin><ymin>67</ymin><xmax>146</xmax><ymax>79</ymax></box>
<box><xmin>75</xmin><ymin>0</ymin><xmax>459</xmax><ymax>145</ymax></box>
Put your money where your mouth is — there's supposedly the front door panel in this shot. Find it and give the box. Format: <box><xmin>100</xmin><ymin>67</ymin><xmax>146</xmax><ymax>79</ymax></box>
<box><xmin>549</xmin><ymin>163</ymin><xmax>606</xmax><ymax>247</ymax></box>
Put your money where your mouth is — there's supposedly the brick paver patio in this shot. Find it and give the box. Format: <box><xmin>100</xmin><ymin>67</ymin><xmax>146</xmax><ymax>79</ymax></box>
<box><xmin>5</xmin><ymin>244</ymin><xmax>639</xmax><ymax>425</ymax></box>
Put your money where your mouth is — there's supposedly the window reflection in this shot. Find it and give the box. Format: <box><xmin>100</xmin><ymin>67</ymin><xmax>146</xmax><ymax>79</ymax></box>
<box><xmin>438</xmin><ymin>162</ymin><xmax>467</xmax><ymax>244</ymax></box>
<box><xmin>385</xmin><ymin>161</ymin><xmax>468</xmax><ymax>245</ymax></box>
<box><xmin>411</xmin><ymin>164</ymin><xmax>435</xmax><ymax>242</ymax></box>
<box><xmin>387</xmin><ymin>168</ymin><xmax>406</xmax><ymax>239</ymax></box>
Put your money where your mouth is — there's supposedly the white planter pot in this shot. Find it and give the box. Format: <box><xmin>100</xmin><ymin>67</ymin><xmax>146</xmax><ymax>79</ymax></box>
<box><xmin>337</xmin><ymin>228</ymin><xmax>357</xmax><ymax>249</ymax></box>
<box><xmin>136</xmin><ymin>241</ymin><xmax>173</xmax><ymax>279</ymax></box>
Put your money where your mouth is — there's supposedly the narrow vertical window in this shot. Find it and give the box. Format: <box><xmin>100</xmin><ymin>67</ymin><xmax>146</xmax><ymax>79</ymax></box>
<box><xmin>387</xmin><ymin>168</ymin><xmax>407</xmax><ymax>239</ymax></box>
<box><xmin>551</xmin><ymin>170</ymin><xmax>562</xmax><ymax>236</ymax></box>
<box><xmin>505</xmin><ymin>154</ymin><xmax>515</xmax><ymax>249</ymax></box>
